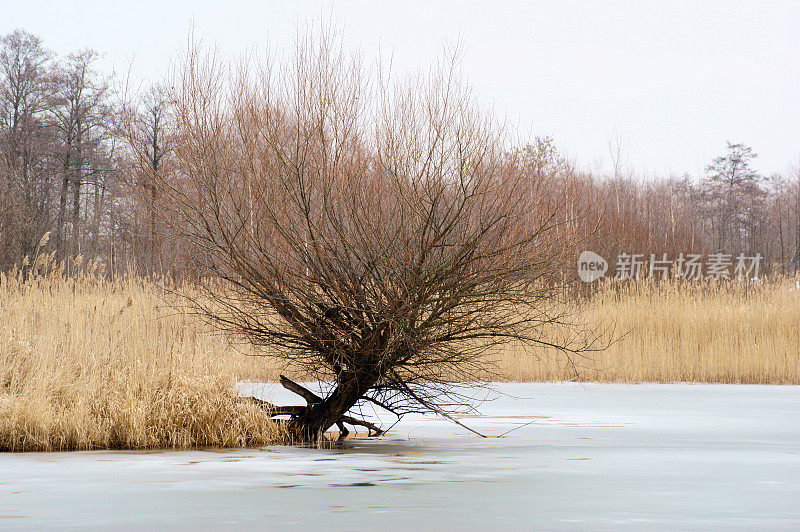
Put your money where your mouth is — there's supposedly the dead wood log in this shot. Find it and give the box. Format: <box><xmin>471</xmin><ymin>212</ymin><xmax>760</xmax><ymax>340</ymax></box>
<box><xmin>340</xmin><ymin>415</ymin><xmax>384</xmax><ymax>436</ymax></box>
<box><xmin>279</xmin><ymin>375</ymin><xmax>322</xmax><ymax>404</ymax></box>
<box><xmin>240</xmin><ymin>396</ymin><xmax>306</xmax><ymax>416</ymax></box>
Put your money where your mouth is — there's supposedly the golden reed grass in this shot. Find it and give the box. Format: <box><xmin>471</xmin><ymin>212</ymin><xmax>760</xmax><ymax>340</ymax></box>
<box><xmin>0</xmin><ymin>252</ymin><xmax>285</xmax><ymax>452</ymax></box>
<box><xmin>3</xmin><ymin>257</ymin><xmax>798</xmax><ymax>451</ymax></box>
<box><xmin>495</xmin><ymin>278</ymin><xmax>800</xmax><ymax>384</ymax></box>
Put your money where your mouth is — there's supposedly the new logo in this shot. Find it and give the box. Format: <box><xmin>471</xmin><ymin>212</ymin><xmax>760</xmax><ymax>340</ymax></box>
<box><xmin>577</xmin><ymin>251</ymin><xmax>608</xmax><ymax>282</ymax></box>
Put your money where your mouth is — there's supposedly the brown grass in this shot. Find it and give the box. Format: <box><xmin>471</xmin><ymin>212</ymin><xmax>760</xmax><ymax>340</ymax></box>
<box><xmin>493</xmin><ymin>278</ymin><xmax>800</xmax><ymax>384</ymax></box>
<box><xmin>3</xmin><ymin>260</ymin><xmax>797</xmax><ymax>452</ymax></box>
<box><xmin>0</xmin><ymin>254</ymin><xmax>285</xmax><ymax>451</ymax></box>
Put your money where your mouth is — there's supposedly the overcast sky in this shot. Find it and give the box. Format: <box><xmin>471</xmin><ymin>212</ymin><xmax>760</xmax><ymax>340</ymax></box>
<box><xmin>4</xmin><ymin>0</ymin><xmax>799</xmax><ymax>177</ymax></box>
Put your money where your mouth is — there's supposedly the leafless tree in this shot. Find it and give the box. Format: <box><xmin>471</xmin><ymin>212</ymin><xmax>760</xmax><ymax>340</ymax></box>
<box><xmin>703</xmin><ymin>142</ymin><xmax>764</xmax><ymax>253</ymax></box>
<box><xmin>0</xmin><ymin>29</ymin><xmax>54</xmax><ymax>264</ymax></box>
<box><xmin>127</xmin><ymin>32</ymin><xmax>595</xmax><ymax>442</ymax></box>
<box><xmin>794</xmin><ymin>160</ymin><xmax>800</xmax><ymax>274</ymax></box>
<box><xmin>51</xmin><ymin>49</ymin><xmax>113</xmax><ymax>257</ymax></box>
<box><xmin>120</xmin><ymin>83</ymin><xmax>174</xmax><ymax>273</ymax></box>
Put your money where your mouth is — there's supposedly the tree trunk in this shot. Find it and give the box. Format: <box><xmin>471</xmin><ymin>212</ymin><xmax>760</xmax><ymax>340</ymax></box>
<box><xmin>70</xmin><ymin>119</ymin><xmax>83</xmax><ymax>256</ymax></box>
<box><xmin>285</xmin><ymin>374</ymin><xmax>378</xmax><ymax>442</ymax></box>
<box><xmin>796</xmin><ymin>172</ymin><xmax>800</xmax><ymax>275</ymax></box>
<box><xmin>20</xmin><ymin>150</ymin><xmax>33</xmax><ymax>258</ymax></box>
<box><xmin>149</xmin><ymin>124</ymin><xmax>159</xmax><ymax>273</ymax></box>
<box><xmin>778</xmin><ymin>196</ymin><xmax>786</xmax><ymax>274</ymax></box>
<box><xmin>55</xmin><ymin>137</ymin><xmax>72</xmax><ymax>256</ymax></box>
<box><xmin>93</xmin><ymin>173</ymin><xmax>101</xmax><ymax>257</ymax></box>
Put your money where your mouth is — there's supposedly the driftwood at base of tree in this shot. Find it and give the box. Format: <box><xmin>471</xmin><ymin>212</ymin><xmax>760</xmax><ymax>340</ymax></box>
<box><xmin>240</xmin><ymin>375</ymin><xmax>384</xmax><ymax>439</ymax></box>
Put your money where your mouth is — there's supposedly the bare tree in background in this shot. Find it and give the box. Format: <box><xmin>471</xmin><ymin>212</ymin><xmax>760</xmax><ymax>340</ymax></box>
<box><xmin>51</xmin><ymin>49</ymin><xmax>112</xmax><ymax>257</ymax></box>
<box><xmin>0</xmin><ymin>29</ymin><xmax>54</xmax><ymax>263</ymax></box>
<box><xmin>794</xmin><ymin>160</ymin><xmax>800</xmax><ymax>274</ymax></box>
<box><xmin>703</xmin><ymin>142</ymin><xmax>764</xmax><ymax>253</ymax></box>
<box><xmin>122</xmin><ymin>83</ymin><xmax>173</xmax><ymax>273</ymax></box>
<box><xmin>128</xmin><ymin>31</ymin><xmax>594</xmax><ymax>442</ymax></box>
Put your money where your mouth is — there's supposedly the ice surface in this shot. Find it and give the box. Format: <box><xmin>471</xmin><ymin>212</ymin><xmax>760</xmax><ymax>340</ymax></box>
<box><xmin>1</xmin><ymin>383</ymin><xmax>798</xmax><ymax>530</ymax></box>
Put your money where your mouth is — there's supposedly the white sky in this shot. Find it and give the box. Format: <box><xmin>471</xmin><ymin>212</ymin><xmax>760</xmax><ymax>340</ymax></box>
<box><xmin>4</xmin><ymin>0</ymin><xmax>799</xmax><ymax>178</ymax></box>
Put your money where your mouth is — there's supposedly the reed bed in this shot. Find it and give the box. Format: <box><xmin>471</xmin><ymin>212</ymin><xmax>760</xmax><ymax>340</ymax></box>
<box><xmin>494</xmin><ymin>278</ymin><xmax>800</xmax><ymax>384</ymax></box>
<box><xmin>2</xmin><ymin>261</ymin><xmax>797</xmax><ymax>452</ymax></box>
<box><xmin>0</xmin><ymin>254</ymin><xmax>285</xmax><ymax>452</ymax></box>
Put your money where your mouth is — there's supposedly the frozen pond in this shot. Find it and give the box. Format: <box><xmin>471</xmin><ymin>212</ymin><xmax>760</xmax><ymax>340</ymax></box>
<box><xmin>1</xmin><ymin>383</ymin><xmax>799</xmax><ymax>530</ymax></box>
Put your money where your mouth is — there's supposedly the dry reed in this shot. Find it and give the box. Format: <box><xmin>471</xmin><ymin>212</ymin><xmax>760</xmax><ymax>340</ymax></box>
<box><xmin>0</xmin><ymin>252</ymin><xmax>285</xmax><ymax>451</ymax></box>
<box><xmin>494</xmin><ymin>278</ymin><xmax>800</xmax><ymax>384</ymax></box>
<box><xmin>3</xmin><ymin>258</ymin><xmax>797</xmax><ymax>452</ymax></box>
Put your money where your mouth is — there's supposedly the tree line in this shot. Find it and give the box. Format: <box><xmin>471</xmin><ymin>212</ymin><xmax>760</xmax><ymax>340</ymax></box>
<box><xmin>525</xmin><ymin>138</ymin><xmax>800</xmax><ymax>277</ymax></box>
<box><xmin>1</xmin><ymin>29</ymin><xmax>798</xmax><ymax>278</ymax></box>
<box><xmin>0</xmin><ymin>29</ymin><xmax>166</xmax><ymax>273</ymax></box>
